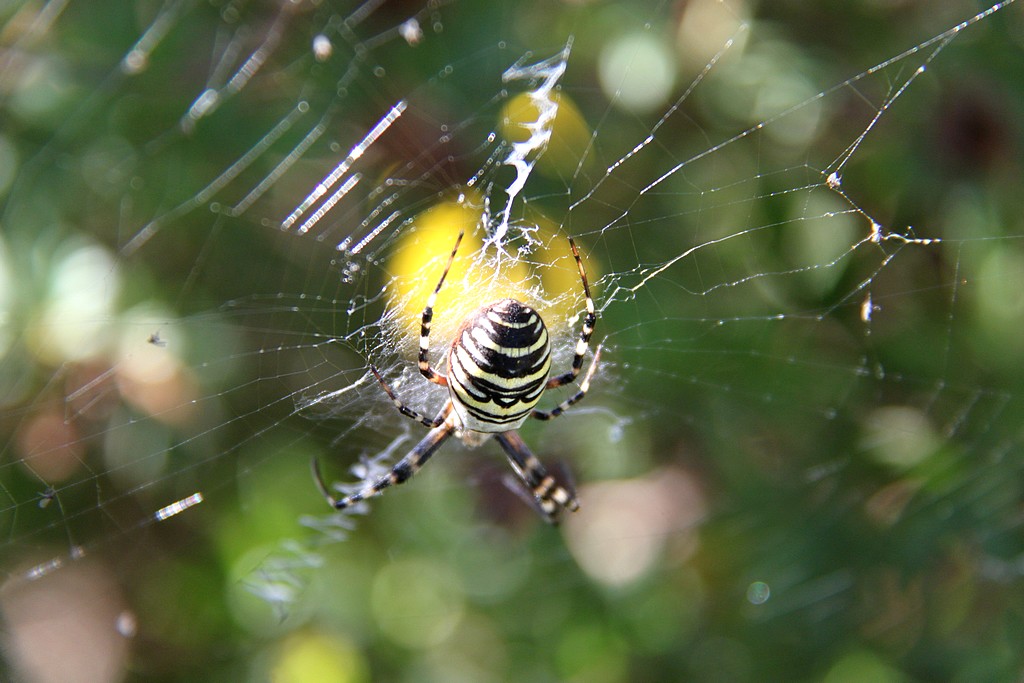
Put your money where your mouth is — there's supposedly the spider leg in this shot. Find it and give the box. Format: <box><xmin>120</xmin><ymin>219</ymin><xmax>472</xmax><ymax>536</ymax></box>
<box><xmin>370</xmin><ymin>365</ymin><xmax>448</xmax><ymax>428</ymax></box>
<box><xmin>418</xmin><ymin>230</ymin><xmax>465</xmax><ymax>386</ymax></box>
<box><xmin>532</xmin><ymin>344</ymin><xmax>601</xmax><ymax>422</ymax></box>
<box><xmin>495</xmin><ymin>430</ymin><xmax>579</xmax><ymax>524</ymax></box>
<box><xmin>546</xmin><ymin>236</ymin><xmax>596</xmax><ymax>389</ymax></box>
<box><xmin>314</xmin><ymin>413</ymin><xmax>456</xmax><ymax>510</ymax></box>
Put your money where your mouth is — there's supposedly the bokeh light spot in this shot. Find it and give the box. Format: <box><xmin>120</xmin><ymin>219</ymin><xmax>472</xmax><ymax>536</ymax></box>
<box><xmin>860</xmin><ymin>406</ymin><xmax>941</xmax><ymax>471</ymax></box>
<box><xmin>746</xmin><ymin>580</ymin><xmax>770</xmax><ymax>605</ymax></box>
<box><xmin>599</xmin><ymin>33</ymin><xmax>676</xmax><ymax>114</ymax></box>
<box><xmin>271</xmin><ymin>630</ymin><xmax>369</xmax><ymax>683</ymax></box>
<box><xmin>371</xmin><ymin>557</ymin><xmax>464</xmax><ymax>648</ymax></box>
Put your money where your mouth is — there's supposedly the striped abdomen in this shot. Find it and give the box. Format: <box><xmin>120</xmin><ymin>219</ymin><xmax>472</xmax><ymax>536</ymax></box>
<box><xmin>447</xmin><ymin>299</ymin><xmax>551</xmax><ymax>434</ymax></box>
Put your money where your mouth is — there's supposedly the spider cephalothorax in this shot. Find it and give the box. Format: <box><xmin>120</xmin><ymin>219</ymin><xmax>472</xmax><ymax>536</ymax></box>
<box><xmin>314</xmin><ymin>231</ymin><xmax>599</xmax><ymax>523</ymax></box>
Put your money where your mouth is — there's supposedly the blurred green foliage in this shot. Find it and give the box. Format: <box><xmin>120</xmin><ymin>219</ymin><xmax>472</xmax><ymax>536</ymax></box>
<box><xmin>1</xmin><ymin>1</ymin><xmax>1023</xmax><ymax>681</ymax></box>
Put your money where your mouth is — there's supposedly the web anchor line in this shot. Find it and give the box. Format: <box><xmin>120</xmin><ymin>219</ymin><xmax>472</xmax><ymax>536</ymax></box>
<box><xmin>281</xmin><ymin>100</ymin><xmax>408</xmax><ymax>235</ymax></box>
<box><xmin>10</xmin><ymin>492</ymin><xmax>204</xmax><ymax>587</ymax></box>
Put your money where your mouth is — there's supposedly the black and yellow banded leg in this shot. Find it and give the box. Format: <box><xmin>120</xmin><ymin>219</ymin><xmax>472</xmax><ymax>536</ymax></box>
<box><xmin>545</xmin><ymin>236</ymin><xmax>596</xmax><ymax>389</ymax></box>
<box><xmin>314</xmin><ymin>417</ymin><xmax>456</xmax><ymax>510</ymax></box>
<box><xmin>532</xmin><ymin>345</ymin><xmax>602</xmax><ymax>422</ymax></box>
<box><xmin>495</xmin><ymin>430</ymin><xmax>579</xmax><ymax>524</ymax></box>
<box><xmin>418</xmin><ymin>230</ymin><xmax>465</xmax><ymax>386</ymax></box>
<box><xmin>369</xmin><ymin>365</ymin><xmax>449</xmax><ymax>428</ymax></box>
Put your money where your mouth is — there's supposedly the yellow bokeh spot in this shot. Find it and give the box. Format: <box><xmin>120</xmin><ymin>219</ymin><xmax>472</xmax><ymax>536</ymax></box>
<box><xmin>386</xmin><ymin>200</ymin><xmax>600</xmax><ymax>359</ymax></box>
<box><xmin>532</xmin><ymin>217</ymin><xmax>587</xmax><ymax>314</ymax></box>
<box><xmin>386</xmin><ymin>197</ymin><xmax>531</xmax><ymax>350</ymax></box>
<box><xmin>499</xmin><ymin>91</ymin><xmax>594</xmax><ymax>178</ymax></box>
<box><xmin>822</xmin><ymin>650</ymin><xmax>904</xmax><ymax>683</ymax></box>
<box><xmin>271</xmin><ymin>631</ymin><xmax>368</xmax><ymax>683</ymax></box>
<box><xmin>532</xmin><ymin>213</ymin><xmax>602</xmax><ymax>338</ymax></box>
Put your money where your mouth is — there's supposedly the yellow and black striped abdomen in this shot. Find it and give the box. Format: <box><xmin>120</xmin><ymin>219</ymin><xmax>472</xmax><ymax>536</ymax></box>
<box><xmin>447</xmin><ymin>299</ymin><xmax>551</xmax><ymax>434</ymax></box>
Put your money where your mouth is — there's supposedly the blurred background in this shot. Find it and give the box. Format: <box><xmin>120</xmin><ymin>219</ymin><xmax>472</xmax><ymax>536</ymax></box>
<box><xmin>1</xmin><ymin>0</ymin><xmax>1023</xmax><ymax>681</ymax></box>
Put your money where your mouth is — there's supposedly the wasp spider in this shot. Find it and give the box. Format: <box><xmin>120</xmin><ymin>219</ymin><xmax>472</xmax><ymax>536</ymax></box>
<box><xmin>314</xmin><ymin>231</ymin><xmax>600</xmax><ymax>523</ymax></box>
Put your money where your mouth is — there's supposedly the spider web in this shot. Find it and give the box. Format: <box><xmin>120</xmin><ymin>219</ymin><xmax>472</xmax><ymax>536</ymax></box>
<box><xmin>1</xmin><ymin>0</ymin><xmax>1023</xmax><ymax>679</ymax></box>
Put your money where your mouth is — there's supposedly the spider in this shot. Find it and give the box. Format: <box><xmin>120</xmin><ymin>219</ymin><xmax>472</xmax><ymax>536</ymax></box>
<box><xmin>314</xmin><ymin>230</ymin><xmax>600</xmax><ymax>523</ymax></box>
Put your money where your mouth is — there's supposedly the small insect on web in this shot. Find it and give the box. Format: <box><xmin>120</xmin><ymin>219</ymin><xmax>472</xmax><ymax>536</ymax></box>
<box><xmin>313</xmin><ymin>230</ymin><xmax>601</xmax><ymax>523</ymax></box>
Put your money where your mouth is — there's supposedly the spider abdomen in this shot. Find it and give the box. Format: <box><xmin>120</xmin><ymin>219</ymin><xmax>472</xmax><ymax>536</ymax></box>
<box><xmin>447</xmin><ymin>299</ymin><xmax>551</xmax><ymax>433</ymax></box>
